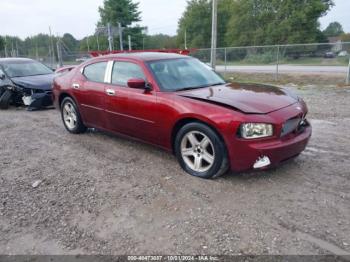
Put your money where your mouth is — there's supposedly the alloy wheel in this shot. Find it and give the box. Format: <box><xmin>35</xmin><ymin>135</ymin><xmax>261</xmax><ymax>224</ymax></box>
<box><xmin>180</xmin><ymin>131</ymin><xmax>215</xmax><ymax>172</ymax></box>
<box><xmin>63</xmin><ymin>102</ymin><xmax>77</xmax><ymax>130</ymax></box>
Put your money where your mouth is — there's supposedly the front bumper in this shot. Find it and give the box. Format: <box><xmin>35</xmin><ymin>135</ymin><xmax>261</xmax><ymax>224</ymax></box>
<box><xmin>18</xmin><ymin>88</ymin><xmax>53</xmax><ymax>110</ymax></box>
<box><xmin>229</xmin><ymin>125</ymin><xmax>312</xmax><ymax>172</ymax></box>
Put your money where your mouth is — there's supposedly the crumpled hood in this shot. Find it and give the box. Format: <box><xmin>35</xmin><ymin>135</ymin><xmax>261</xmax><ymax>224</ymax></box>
<box><xmin>178</xmin><ymin>82</ymin><xmax>298</xmax><ymax>114</ymax></box>
<box><xmin>11</xmin><ymin>74</ymin><xmax>54</xmax><ymax>91</ymax></box>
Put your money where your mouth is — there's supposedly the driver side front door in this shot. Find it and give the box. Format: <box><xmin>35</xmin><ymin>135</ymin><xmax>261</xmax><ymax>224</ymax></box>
<box><xmin>105</xmin><ymin>60</ymin><xmax>159</xmax><ymax>144</ymax></box>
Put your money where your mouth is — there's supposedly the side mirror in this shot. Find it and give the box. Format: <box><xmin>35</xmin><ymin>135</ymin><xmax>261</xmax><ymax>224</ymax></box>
<box><xmin>127</xmin><ymin>78</ymin><xmax>152</xmax><ymax>91</ymax></box>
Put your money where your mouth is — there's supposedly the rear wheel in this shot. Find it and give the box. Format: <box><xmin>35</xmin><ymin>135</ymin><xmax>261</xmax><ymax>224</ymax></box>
<box><xmin>0</xmin><ymin>89</ymin><xmax>13</xmax><ymax>110</ymax></box>
<box><xmin>60</xmin><ymin>97</ymin><xmax>86</xmax><ymax>134</ymax></box>
<box><xmin>175</xmin><ymin>122</ymin><xmax>229</xmax><ymax>179</ymax></box>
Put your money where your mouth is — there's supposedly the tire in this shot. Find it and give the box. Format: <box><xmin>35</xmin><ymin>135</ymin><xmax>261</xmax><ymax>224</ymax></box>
<box><xmin>60</xmin><ymin>97</ymin><xmax>86</xmax><ymax>134</ymax></box>
<box><xmin>0</xmin><ymin>89</ymin><xmax>13</xmax><ymax>110</ymax></box>
<box><xmin>175</xmin><ymin>122</ymin><xmax>229</xmax><ymax>179</ymax></box>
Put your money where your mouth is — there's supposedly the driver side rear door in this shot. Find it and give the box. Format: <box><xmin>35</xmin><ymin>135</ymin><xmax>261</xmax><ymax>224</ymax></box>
<box><xmin>73</xmin><ymin>60</ymin><xmax>108</xmax><ymax>129</ymax></box>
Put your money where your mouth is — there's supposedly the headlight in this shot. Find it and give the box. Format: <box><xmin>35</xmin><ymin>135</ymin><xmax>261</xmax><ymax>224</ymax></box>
<box><xmin>240</xmin><ymin>123</ymin><xmax>273</xmax><ymax>139</ymax></box>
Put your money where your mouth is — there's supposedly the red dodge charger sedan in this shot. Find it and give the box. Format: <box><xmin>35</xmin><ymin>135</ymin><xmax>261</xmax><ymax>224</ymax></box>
<box><xmin>53</xmin><ymin>52</ymin><xmax>311</xmax><ymax>178</ymax></box>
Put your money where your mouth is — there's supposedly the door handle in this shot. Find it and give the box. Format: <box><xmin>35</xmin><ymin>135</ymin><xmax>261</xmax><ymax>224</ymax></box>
<box><xmin>72</xmin><ymin>83</ymin><xmax>80</xmax><ymax>89</ymax></box>
<box><xmin>106</xmin><ymin>89</ymin><xmax>115</xmax><ymax>96</ymax></box>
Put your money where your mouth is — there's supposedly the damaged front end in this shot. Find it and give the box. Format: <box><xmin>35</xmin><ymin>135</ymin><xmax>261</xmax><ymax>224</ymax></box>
<box><xmin>0</xmin><ymin>73</ymin><xmax>54</xmax><ymax>111</ymax></box>
<box><xmin>0</xmin><ymin>58</ymin><xmax>55</xmax><ymax>110</ymax></box>
<box><xmin>16</xmin><ymin>86</ymin><xmax>53</xmax><ymax>111</ymax></box>
<box><xmin>0</xmin><ymin>83</ymin><xmax>53</xmax><ymax>111</ymax></box>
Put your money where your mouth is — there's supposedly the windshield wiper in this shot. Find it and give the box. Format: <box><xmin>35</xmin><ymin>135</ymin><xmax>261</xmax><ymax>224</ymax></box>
<box><xmin>176</xmin><ymin>86</ymin><xmax>207</xmax><ymax>92</ymax></box>
<box><xmin>176</xmin><ymin>82</ymin><xmax>225</xmax><ymax>92</ymax></box>
<box><xmin>208</xmin><ymin>82</ymin><xmax>226</xmax><ymax>87</ymax></box>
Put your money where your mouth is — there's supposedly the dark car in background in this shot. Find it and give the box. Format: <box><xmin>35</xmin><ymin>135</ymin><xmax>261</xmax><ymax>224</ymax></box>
<box><xmin>0</xmin><ymin>58</ymin><xmax>55</xmax><ymax>110</ymax></box>
<box><xmin>324</xmin><ymin>52</ymin><xmax>336</xmax><ymax>59</ymax></box>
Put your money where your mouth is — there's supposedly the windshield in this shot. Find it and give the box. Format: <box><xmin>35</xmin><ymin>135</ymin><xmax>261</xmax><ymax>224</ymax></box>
<box><xmin>3</xmin><ymin>61</ymin><xmax>53</xmax><ymax>78</ymax></box>
<box><xmin>147</xmin><ymin>58</ymin><xmax>225</xmax><ymax>91</ymax></box>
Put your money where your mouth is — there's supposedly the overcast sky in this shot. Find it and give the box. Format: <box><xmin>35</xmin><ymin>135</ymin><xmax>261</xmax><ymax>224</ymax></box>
<box><xmin>0</xmin><ymin>0</ymin><xmax>349</xmax><ymax>40</ymax></box>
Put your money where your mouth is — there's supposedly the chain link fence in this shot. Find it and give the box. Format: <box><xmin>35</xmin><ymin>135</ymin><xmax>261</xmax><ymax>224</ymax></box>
<box><xmin>192</xmin><ymin>42</ymin><xmax>350</xmax><ymax>85</ymax></box>
<box><xmin>2</xmin><ymin>41</ymin><xmax>350</xmax><ymax>85</ymax></box>
<box><xmin>0</xmin><ymin>42</ymin><xmax>92</xmax><ymax>69</ymax></box>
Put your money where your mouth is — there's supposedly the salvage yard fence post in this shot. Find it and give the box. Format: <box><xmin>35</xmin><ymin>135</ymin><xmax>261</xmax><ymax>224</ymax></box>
<box><xmin>56</xmin><ymin>40</ymin><xmax>63</xmax><ymax>68</ymax></box>
<box><xmin>275</xmin><ymin>45</ymin><xmax>280</xmax><ymax>82</ymax></box>
<box><xmin>224</xmin><ymin>47</ymin><xmax>227</xmax><ymax>77</ymax></box>
<box><xmin>347</xmin><ymin>56</ymin><xmax>350</xmax><ymax>85</ymax></box>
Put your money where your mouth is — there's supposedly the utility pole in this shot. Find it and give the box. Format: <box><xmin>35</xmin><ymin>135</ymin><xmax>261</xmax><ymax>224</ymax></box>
<box><xmin>56</xmin><ymin>39</ymin><xmax>63</xmax><ymax>67</ymax></box>
<box><xmin>118</xmin><ymin>22</ymin><xmax>124</xmax><ymax>51</ymax></box>
<box><xmin>128</xmin><ymin>35</ymin><xmax>132</xmax><ymax>51</ymax></box>
<box><xmin>35</xmin><ymin>38</ymin><xmax>39</xmax><ymax>60</ymax></box>
<box><xmin>275</xmin><ymin>45</ymin><xmax>280</xmax><ymax>81</ymax></box>
<box><xmin>48</xmin><ymin>44</ymin><xmax>51</xmax><ymax>65</ymax></box>
<box><xmin>15</xmin><ymin>40</ymin><xmax>19</xmax><ymax>57</ymax></box>
<box><xmin>184</xmin><ymin>29</ymin><xmax>188</xmax><ymax>49</ymax></box>
<box><xmin>86</xmin><ymin>36</ymin><xmax>90</xmax><ymax>52</ymax></box>
<box><xmin>210</xmin><ymin>0</ymin><xmax>218</xmax><ymax>69</ymax></box>
<box><xmin>4</xmin><ymin>36</ymin><xmax>8</xmax><ymax>57</ymax></box>
<box><xmin>142</xmin><ymin>28</ymin><xmax>148</xmax><ymax>50</ymax></box>
<box><xmin>49</xmin><ymin>27</ymin><xmax>55</xmax><ymax>67</ymax></box>
<box><xmin>11</xmin><ymin>41</ymin><xmax>14</xmax><ymax>57</ymax></box>
<box><xmin>96</xmin><ymin>35</ymin><xmax>100</xmax><ymax>51</ymax></box>
<box><xmin>107</xmin><ymin>23</ymin><xmax>113</xmax><ymax>52</ymax></box>
<box><xmin>346</xmin><ymin>56</ymin><xmax>350</xmax><ymax>85</ymax></box>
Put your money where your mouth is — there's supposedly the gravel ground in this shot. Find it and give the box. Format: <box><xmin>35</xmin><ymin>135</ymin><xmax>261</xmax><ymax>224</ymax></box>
<box><xmin>0</xmin><ymin>85</ymin><xmax>349</xmax><ymax>255</ymax></box>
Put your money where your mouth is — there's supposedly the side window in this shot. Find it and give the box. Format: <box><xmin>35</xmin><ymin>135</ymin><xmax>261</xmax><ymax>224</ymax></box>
<box><xmin>112</xmin><ymin>62</ymin><xmax>145</xmax><ymax>86</ymax></box>
<box><xmin>83</xmin><ymin>62</ymin><xmax>107</xmax><ymax>83</ymax></box>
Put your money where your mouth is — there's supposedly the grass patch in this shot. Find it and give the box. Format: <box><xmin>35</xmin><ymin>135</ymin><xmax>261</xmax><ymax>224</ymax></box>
<box><xmin>224</xmin><ymin>72</ymin><xmax>349</xmax><ymax>87</ymax></box>
<box><xmin>217</xmin><ymin>57</ymin><xmax>349</xmax><ymax>66</ymax></box>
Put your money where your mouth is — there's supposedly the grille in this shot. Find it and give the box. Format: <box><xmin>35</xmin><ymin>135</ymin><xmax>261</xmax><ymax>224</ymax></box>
<box><xmin>281</xmin><ymin>114</ymin><xmax>308</xmax><ymax>137</ymax></box>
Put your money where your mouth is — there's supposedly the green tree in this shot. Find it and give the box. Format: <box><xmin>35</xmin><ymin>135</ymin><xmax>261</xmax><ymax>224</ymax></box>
<box><xmin>225</xmin><ymin>0</ymin><xmax>334</xmax><ymax>46</ymax></box>
<box><xmin>177</xmin><ymin>0</ymin><xmax>234</xmax><ymax>48</ymax></box>
<box><xmin>80</xmin><ymin>33</ymin><xmax>118</xmax><ymax>52</ymax></box>
<box><xmin>97</xmin><ymin>0</ymin><xmax>145</xmax><ymax>50</ymax></box>
<box><xmin>177</xmin><ymin>0</ymin><xmax>212</xmax><ymax>48</ymax></box>
<box><xmin>323</xmin><ymin>21</ymin><xmax>345</xmax><ymax>37</ymax></box>
<box><xmin>177</xmin><ymin>0</ymin><xmax>334</xmax><ymax>48</ymax></box>
<box><xmin>1</xmin><ymin>36</ymin><xmax>24</xmax><ymax>56</ymax></box>
<box><xmin>98</xmin><ymin>0</ymin><xmax>141</xmax><ymax>27</ymax></box>
<box><xmin>61</xmin><ymin>33</ymin><xmax>79</xmax><ymax>52</ymax></box>
<box><xmin>0</xmin><ymin>36</ymin><xmax>4</xmax><ymax>55</ymax></box>
<box><xmin>144</xmin><ymin>34</ymin><xmax>178</xmax><ymax>49</ymax></box>
<box><xmin>340</xmin><ymin>33</ymin><xmax>350</xmax><ymax>42</ymax></box>
<box><xmin>23</xmin><ymin>34</ymin><xmax>58</xmax><ymax>58</ymax></box>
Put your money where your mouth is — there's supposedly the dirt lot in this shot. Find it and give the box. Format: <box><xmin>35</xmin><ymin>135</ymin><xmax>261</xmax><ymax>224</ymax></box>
<box><xmin>0</xmin><ymin>85</ymin><xmax>349</xmax><ymax>255</ymax></box>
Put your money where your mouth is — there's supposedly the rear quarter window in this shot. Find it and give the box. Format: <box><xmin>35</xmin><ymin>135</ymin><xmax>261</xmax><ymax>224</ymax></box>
<box><xmin>83</xmin><ymin>62</ymin><xmax>107</xmax><ymax>83</ymax></box>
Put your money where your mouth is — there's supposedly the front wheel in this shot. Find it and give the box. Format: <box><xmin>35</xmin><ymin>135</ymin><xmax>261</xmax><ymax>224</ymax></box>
<box><xmin>60</xmin><ymin>97</ymin><xmax>86</xmax><ymax>134</ymax></box>
<box><xmin>175</xmin><ymin>122</ymin><xmax>229</xmax><ymax>179</ymax></box>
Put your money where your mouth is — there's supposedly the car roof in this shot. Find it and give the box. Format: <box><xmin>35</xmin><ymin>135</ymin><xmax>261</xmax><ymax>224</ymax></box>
<box><xmin>0</xmin><ymin>57</ymin><xmax>36</xmax><ymax>64</ymax></box>
<box><xmin>101</xmin><ymin>52</ymin><xmax>191</xmax><ymax>62</ymax></box>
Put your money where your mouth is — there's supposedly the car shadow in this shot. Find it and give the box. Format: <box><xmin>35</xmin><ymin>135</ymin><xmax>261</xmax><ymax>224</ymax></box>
<box><xmin>218</xmin><ymin>158</ymin><xmax>299</xmax><ymax>182</ymax></box>
<box><xmin>4</xmin><ymin>105</ymin><xmax>56</xmax><ymax>111</ymax></box>
<box><xmin>84</xmin><ymin>127</ymin><xmax>301</xmax><ymax>183</ymax></box>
